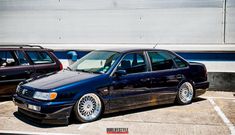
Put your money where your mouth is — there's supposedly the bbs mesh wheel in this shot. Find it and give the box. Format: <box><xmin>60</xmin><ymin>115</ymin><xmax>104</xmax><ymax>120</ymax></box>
<box><xmin>176</xmin><ymin>82</ymin><xmax>194</xmax><ymax>104</ymax></box>
<box><xmin>74</xmin><ymin>93</ymin><xmax>102</xmax><ymax>122</ymax></box>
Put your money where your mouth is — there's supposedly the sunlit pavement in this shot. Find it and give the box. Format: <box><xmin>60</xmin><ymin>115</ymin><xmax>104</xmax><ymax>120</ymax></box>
<box><xmin>0</xmin><ymin>91</ymin><xmax>234</xmax><ymax>135</ymax></box>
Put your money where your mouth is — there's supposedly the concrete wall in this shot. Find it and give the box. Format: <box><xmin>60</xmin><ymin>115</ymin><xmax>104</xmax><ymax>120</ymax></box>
<box><xmin>208</xmin><ymin>72</ymin><xmax>235</xmax><ymax>91</ymax></box>
<box><xmin>0</xmin><ymin>0</ymin><xmax>234</xmax><ymax>44</ymax></box>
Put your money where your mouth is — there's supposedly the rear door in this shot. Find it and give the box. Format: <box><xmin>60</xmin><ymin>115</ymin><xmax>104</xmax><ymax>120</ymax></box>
<box><xmin>25</xmin><ymin>51</ymin><xmax>58</xmax><ymax>75</ymax></box>
<box><xmin>0</xmin><ymin>50</ymin><xmax>34</xmax><ymax>96</ymax></box>
<box><xmin>147</xmin><ymin>51</ymin><xmax>186</xmax><ymax>104</ymax></box>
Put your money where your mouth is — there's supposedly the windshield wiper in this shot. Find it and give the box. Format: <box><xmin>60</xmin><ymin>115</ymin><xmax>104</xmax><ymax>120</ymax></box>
<box><xmin>75</xmin><ymin>69</ymin><xmax>102</xmax><ymax>74</ymax></box>
<box><xmin>75</xmin><ymin>69</ymin><xmax>90</xmax><ymax>73</ymax></box>
<box><xmin>91</xmin><ymin>71</ymin><xmax>103</xmax><ymax>74</ymax></box>
<box><xmin>66</xmin><ymin>67</ymin><xmax>72</xmax><ymax>71</ymax></box>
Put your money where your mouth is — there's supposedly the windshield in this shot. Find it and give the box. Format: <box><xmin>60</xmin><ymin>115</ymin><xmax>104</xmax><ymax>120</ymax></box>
<box><xmin>69</xmin><ymin>51</ymin><xmax>121</xmax><ymax>74</ymax></box>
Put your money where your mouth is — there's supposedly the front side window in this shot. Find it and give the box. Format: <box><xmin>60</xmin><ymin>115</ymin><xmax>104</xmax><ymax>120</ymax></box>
<box><xmin>148</xmin><ymin>51</ymin><xmax>175</xmax><ymax>71</ymax></box>
<box><xmin>70</xmin><ymin>51</ymin><xmax>121</xmax><ymax>74</ymax></box>
<box><xmin>26</xmin><ymin>51</ymin><xmax>53</xmax><ymax>64</ymax></box>
<box><xmin>117</xmin><ymin>52</ymin><xmax>147</xmax><ymax>74</ymax></box>
<box><xmin>0</xmin><ymin>51</ymin><xmax>18</xmax><ymax>67</ymax></box>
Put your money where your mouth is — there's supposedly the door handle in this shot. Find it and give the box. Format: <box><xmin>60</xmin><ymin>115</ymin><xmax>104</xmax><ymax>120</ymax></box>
<box><xmin>140</xmin><ymin>78</ymin><xmax>151</xmax><ymax>82</ymax></box>
<box><xmin>25</xmin><ymin>70</ymin><xmax>33</xmax><ymax>74</ymax></box>
<box><xmin>176</xmin><ymin>74</ymin><xmax>183</xmax><ymax>79</ymax></box>
<box><xmin>1</xmin><ymin>75</ymin><xmax>6</xmax><ymax>78</ymax></box>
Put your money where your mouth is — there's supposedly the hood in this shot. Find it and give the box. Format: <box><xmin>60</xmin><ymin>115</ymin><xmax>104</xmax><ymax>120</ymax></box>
<box><xmin>23</xmin><ymin>70</ymin><xmax>100</xmax><ymax>90</ymax></box>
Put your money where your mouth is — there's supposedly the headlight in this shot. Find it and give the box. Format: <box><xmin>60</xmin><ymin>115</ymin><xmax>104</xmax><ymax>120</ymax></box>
<box><xmin>33</xmin><ymin>91</ymin><xmax>57</xmax><ymax>100</ymax></box>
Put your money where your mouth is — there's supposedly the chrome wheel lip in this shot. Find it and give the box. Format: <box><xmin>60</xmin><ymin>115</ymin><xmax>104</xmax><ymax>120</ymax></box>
<box><xmin>77</xmin><ymin>93</ymin><xmax>102</xmax><ymax>121</ymax></box>
<box><xmin>179</xmin><ymin>82</ymin><xmax>194</xmax><ymax>103</ymax></box>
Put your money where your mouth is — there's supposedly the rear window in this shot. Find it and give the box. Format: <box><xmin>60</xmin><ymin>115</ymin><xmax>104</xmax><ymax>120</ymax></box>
<box><xmin>26</xmin><ymin>51</ymin><xmax>54</xmax><ymax>64</ymax></box>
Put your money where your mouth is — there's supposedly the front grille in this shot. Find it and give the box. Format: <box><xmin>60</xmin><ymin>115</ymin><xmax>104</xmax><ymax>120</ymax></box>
<box><xmin>17</xmin><ymin>87</ymin><xmax>34</xmax><ymax>99</ymax></box>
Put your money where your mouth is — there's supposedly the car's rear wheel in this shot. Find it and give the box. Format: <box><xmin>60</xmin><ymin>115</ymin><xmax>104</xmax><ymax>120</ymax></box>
<box><xmin>74</xmin><ymin>93</ymin><xmax>102</xmax><ymax>122</ymax></box>
<box><xmin>176</xmin><ymin>82</ymin><xmax>194</xmax><ymax>104</ymax></box>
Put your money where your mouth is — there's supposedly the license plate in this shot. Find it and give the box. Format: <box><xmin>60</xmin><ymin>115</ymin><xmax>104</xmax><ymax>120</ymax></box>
<box><xmin>27</xmin><ymin>104</ymin><xmax>41</xmax><ymax>111</ymax></box>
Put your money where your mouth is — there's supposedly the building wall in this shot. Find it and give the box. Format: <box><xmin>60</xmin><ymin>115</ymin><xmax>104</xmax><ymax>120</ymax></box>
<box><xmin>0</xmin><ymin>0</ymin><xmax>235</xmax><ymax>91</ymax></box>
<box><xmin>0</xmin><ymin>0</ymin><xmax>234</xmax><ymax>44</ymax></box>
<box><xmin>227</xmin><ymin>0</ymin><xmax>235</xmax><ymax>43</ymax></box>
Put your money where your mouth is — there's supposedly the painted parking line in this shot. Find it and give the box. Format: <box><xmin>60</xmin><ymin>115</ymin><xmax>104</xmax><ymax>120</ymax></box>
<box><xmin>78</xmin><ymin>123</ymin><xmax>88</xmax><ymax>130</ymax></box>
<box><xmin>208</xmin><ymin>98</ymin><xmax>235</xmax><ymax>135</ymax></box>
<box><xmin>200</xmin><ymin>96</ymin><xmax>235</xmax><ymax>100</ymax></box>
<box><xmin>0</xmin><ymin>102</ymin><xmax>8</xmax><ymax>106</ymax></box>
<box><xmin>0</xmin><ymin>130</ymin><xmax>78</xmax><ymax>135</ymax></box>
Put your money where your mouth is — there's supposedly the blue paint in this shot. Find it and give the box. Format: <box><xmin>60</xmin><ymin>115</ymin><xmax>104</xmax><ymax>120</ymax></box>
<box><xmin>177</xmin><ymin>52</ymin><xmax>235</xmax><ymax>62</ymax></box>
<box><xmin>53</xmin><ymin>50</ymin><xmax>235</xmax><ymax>62</ymax></box>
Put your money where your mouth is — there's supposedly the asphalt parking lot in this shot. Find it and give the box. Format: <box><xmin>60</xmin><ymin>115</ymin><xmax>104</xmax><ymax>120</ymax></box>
<box><xmin>0</xmin><ymin>91</ymin><xmax>234</xmax><ymax>135</ymax></box>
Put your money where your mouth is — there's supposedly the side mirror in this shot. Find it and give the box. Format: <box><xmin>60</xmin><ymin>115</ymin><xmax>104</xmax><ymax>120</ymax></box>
<box><xmin>67</xmin><ymin>51</ymin><xmax>78</xmax><ymax>65</ymax></box>
<box><xmin>114</xmin><ymin>70</ymin><xmax>126</xmax><ymax>77</ymax></box>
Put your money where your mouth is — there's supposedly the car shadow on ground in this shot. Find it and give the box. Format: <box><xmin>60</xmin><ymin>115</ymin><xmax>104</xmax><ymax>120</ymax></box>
<box><xmin>0</xmin><ymin>96</ymin><xmax>12</xmax><ymax>102</ymax></box>
<box><xmin>71</xmin><ymin>97</ymin><xmax>206</xmax><ymax>124</ymax></box>
<box><xmin>13</xmin><ymin>112</ymin><xmax>66</xmax><ymax>128</ymax></box>
<box><xmin>13</xmin><ymin>97</ymin><xmax>206</xmax><ymax>128</ymax></box>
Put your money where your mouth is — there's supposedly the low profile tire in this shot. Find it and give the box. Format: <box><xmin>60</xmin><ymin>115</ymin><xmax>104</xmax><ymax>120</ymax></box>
<box><xmin>176</xmin><ymin>82</ymin><xmax>194</xmax><ymax>105</ymax></box>
<box><xmin>74</xmin><ymin>93</ymin><xmax>102</xmax><ymax>123</ymax></box>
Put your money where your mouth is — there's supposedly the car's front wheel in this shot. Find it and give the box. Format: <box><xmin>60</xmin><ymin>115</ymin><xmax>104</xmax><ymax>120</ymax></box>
<box><xmin>176</xmin><ymin>82</ymin><xmax>194</xmax><ymax>105</ymax></box>
<box><xmin>74</xmin><ymin>93</ymin><xmax>102</xmax><ymax>122</ymax></box>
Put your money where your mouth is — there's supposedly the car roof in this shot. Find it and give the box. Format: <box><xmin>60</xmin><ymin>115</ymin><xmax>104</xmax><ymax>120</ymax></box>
<box><xmin>95</xmin><ymin>48</ymin><xmax>170</xmax><ymax>53</ymax></box>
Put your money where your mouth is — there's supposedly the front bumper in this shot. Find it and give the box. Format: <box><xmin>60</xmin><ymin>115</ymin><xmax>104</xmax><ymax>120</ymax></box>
<box><xmin>13</xmin><ymin>94</ymin><xmax>74</xmax><ymax>125</ymax></box>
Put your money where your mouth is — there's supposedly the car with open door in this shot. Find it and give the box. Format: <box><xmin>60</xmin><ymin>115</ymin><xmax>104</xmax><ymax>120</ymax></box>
<box><xmin>13</xmin><ymin>48</ymin><xmax>209</xmax><ymax>125</ymax></box>
<box><xmin>0</xmin><ymin>45</ymin><xmax>63</xmax><ymax>97</ymax></box>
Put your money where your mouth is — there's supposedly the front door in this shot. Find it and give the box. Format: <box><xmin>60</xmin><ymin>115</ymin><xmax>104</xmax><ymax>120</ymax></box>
<box><xmin>109</xmin><ymin>51</ymin><xmax>152</xmax><ymax>110</ymax></box>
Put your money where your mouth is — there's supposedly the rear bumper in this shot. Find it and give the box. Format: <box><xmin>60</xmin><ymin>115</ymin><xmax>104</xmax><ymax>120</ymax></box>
<box><xmin>194</xmin><ymin>81</ymin><xmax>210</xmax><ymax>97</ymax></box>
<box><xmin>13</xmin><ymin>94</ymin><xmax>73</xmax><ymax>125</ymax></box>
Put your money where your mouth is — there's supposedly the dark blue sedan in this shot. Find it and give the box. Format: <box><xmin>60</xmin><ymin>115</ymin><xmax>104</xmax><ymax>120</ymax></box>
<box><xmin>13</xmin><ymin>48</ymin><xmax>209</xmax><ymax>124</ymax></box>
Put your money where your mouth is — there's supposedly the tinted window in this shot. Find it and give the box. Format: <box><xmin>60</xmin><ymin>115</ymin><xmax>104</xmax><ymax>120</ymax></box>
<box><xmin>26</xmin><ymin>51</ymin><xmax>53</xmax><ymax>64</ymax></box>
<box><xmin>170</xmin><ymin>54</ymin><xmax>188</xmax><ymax>68</ymax></box>
<box><xmin>15</xmin><ymin>51</ymin><xmax>29</xmax><ymax>65</ymax></box>
<box><xmin>0</xmin><ymin>51</ymin><xmax>18</xmax><ymax>67</ymax></box>
<box><xmin>148</xmin><ymin>51</ymin><xmax>175</xmax><ymax>71</ymax></box>
<box><xmin>118</xmin><ymin>52</ymin><xmax>147</xmax><ymax>74</ymax></box>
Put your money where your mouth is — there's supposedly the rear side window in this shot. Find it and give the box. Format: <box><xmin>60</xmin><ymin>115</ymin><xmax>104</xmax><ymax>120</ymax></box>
<box><xmin>168</xmin><ymin>53</ymin><xmax>188</xmax><ymax>68</ymax></box>
<box><xmin>0</xmin><ymin>51</ymin><xmax>18</xmax><ymax>67</ymax></box>
<box><xmin>26</xmin><ymin>51</ymin><xmax>54</xmax><ymax>64</ymax></box>
<box><xmin>148</xmin><ymin>51</ymin><xmax>175</xmax><ymax>71</ymax></box>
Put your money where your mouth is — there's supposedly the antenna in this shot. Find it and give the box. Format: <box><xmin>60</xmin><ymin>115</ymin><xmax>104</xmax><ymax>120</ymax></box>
<box><xmin>153</xmin><ymin>43</ymin><xmax>158</xmax><ymax>48</ymax></box>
